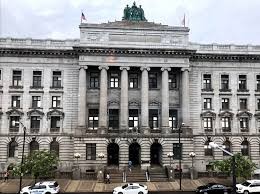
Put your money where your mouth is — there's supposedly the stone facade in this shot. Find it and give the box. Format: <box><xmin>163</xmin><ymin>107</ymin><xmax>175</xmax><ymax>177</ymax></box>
<box><xmin>0</xmin><ymin>20</ymin><xmax>260</xmax><ymax>173</ymax></box>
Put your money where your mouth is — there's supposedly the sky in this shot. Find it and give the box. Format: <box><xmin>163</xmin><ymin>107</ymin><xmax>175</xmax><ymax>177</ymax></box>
<box><xmin>1</xmin><ymin>0</ymin><xmax>260</xmax><ymax>45</ymax></box>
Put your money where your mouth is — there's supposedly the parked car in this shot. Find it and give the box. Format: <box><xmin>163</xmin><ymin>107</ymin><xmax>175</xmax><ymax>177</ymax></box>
<box><xmin>20</xmin><ymin>181</ymin><xmax>60</xmax><ymax>194</ymax></box>
<box><xmin>236</xmin><ymin>180</ymin><xmax>260</xmax><ymax>194</ymax></box>
<box><xmin>196</xmin><ymin>183</ymin><xmax>232</xmax><ymax>194</ymax></box>
<box><xmin>113</xmin><ymin>183</ymin><xmax>148</xmax><ymax>194</ymax></box>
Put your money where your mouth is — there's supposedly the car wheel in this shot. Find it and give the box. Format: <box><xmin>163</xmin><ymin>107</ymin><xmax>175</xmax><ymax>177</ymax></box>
<box><xmin>138</xmin><ymin>192</ymin><xmax>144</xmax><ymax>194</ymax></box>
<box><xmin>118</xmin><ymin>192</ymin><xmax>123</xmax><ymax>194</ymax></box>
<box><xmin>45</xmin><ymin>192</ymin><xmax>51</xmax><ymax>194</ymax></box>
<box><xmin>244</xmin><ymin>191</ymin><xmax>249</xmax><ymax>194</ymax></box>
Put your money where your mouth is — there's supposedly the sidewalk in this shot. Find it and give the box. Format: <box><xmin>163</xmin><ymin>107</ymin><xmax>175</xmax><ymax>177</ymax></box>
<box><xmin>0</xmin><ymin>178</ymin><xmax>232</xmax><ymax>193</ymax></box>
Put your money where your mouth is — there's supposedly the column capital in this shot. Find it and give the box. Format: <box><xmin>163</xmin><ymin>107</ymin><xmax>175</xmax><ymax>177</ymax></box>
<box><xmin>161</xmin><ymin>67</ymin><xmax>171</xmax><ymax>72</ymax></box>
<box><xmin>79</xmin><ymin>66</ymin><xmax>88</xmax><ymax>70</ymax></box>
<box><xmin>181</xmin><ymin>67</ymin><xmax>191</xmax><ymax>72</ymax></box>
<box><xmin>120</xmin><ymin>66</ymin><xmax>130</xmax><ymax>71</ymax></box>
<box><xmin>98</xmin><ymin>66</ymin><xmax>109</xmax><ymax>70</ymax></box>
<box><xmin>140</xmin><ymin>66</ymin><xmax>150</xmax><ymax>71</ymax></box>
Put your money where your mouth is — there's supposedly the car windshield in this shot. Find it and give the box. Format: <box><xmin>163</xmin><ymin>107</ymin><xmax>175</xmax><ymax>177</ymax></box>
<box><xmin>49</xmin><ymin>182</ymin><xmax>59</xmax><ymax>188</ymax></box>
<box><xmin>139</xmin><ymin>184</ymin><xmax>145</xmax><ymax>187</ymax></box>
<box><xmin>241</xmin><ymin>181</ymin><xmax>251</xmax><ymax>186</ymax></box>
<box><xmin>122</xmin><ymin>184</ymin><xmax>128</xmax><ymax>189</ymax></box>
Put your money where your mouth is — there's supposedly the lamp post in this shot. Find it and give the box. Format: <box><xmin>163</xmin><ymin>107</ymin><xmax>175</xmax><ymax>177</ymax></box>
<box><xmin>74</xmin><ymin>153</ymin><xmax>81</xmax><ymax>169</ymax></box>
<box><xmin>189</xmin><ymin>152</ymin><xmax>196</xmax><ymax>180</ymax></box>
<box><xmin>209</xmin><ymin>142</ymin><xmax>236</xmax><ymax>194</ymax></box>
<box><xmin>178</xmin><ymin>122</ymin><xmax>185</xmax><ymax>190</ymax></box>
<box><xmin>18</xmin><ymin>122</ymin><xmax>26</xmax><ymax>194</ymax></box>
<box><xmin>167</xmin><ymin>152</ymin><xmax>174</xmax><ymax>168</ymax></box>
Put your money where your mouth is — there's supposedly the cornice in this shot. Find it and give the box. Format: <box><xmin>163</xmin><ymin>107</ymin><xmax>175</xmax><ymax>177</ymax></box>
<box><xmin>191</xmin><ymin>53</ymin><xmax>260</xmax><ymax>62</ymax></box>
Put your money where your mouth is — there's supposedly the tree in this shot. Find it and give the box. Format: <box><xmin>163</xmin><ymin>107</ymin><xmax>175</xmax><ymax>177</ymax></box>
<box><xmin>13</xmin><ymin>150</ymin><xmax>59</xmax><ymax>182</ymax></box>
<box><xmin>210</xmin><ymin>153</ymin><xmax>256</xmax><ymax>179</ymax></box>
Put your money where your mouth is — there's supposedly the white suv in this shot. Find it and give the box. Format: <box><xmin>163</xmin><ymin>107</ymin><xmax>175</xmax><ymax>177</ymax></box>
<box><xmin>20</xmin><ymin>181</ymin><xmax>60</xmax><ymax>194</ymax></box>
<box><xmin>236</xmin><ymin>180</ymin><xmax>260</xmax><ymax>194</ymax></box>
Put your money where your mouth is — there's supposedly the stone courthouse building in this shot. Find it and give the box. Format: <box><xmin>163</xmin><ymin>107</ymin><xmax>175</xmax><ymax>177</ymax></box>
<box><xmin>1</xmin><ymin>3</ymin><xmax>260</xmax><ymax>174</ymax></box>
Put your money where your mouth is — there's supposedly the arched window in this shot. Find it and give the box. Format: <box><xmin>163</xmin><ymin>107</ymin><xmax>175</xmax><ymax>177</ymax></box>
<box><xmin>204</xmin><ymin>140</ymin><xmax>213</xmax><ymax>156</ymax></box>
<box><xmin>8</xmin><ymin>138</ymin><xmax>18</xmax><ymax>157</ymax></box>
<box><xmin>29</xmin><ymin>138</ymin><xmax>39</xmax><ymax>154</ymax></box>
<box><xmin>223</xmin><ymin>140</ymin><xmax>231</xmax><ymax>156</ymax></box>
<box><xmin>241</xmin><ymin>139</ymin><xmax>249</xmax><ymax>156</ymax></box>
<box><xmin>50</xmin><ymin>138</ymin><xmax>59</xmax><ymax>157</ymax></box>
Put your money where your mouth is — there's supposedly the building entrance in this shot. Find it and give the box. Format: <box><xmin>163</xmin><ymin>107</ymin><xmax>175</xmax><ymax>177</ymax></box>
<box><xmin>150</xmin><ymin>143</ymin><xmax>162</xmax><ymax>165</ymax></box>
<box><xmin>129</xmin><ymin>142</ymin><xmax>141</xmax><ymax>166</ymax></box>
<box><xmin>107</xmin><ymin>143</ymin><xmax>119</xmax><ymax>165</ymax></box>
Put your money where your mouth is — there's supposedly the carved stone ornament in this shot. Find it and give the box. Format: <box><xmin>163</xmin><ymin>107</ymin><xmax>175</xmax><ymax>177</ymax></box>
<box><xmin>200</xmin><ymin>111</ymin><xmax>216</xmax><ymax>120</ymax></box>
<box><xmin>236</xmin><ymin>111</ymin><xmax>252</xmax><ymax>119</ymax></box>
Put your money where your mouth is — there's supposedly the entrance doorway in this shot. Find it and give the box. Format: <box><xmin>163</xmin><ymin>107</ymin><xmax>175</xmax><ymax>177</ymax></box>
<box><xmin>150</xmin><ymin>143</ymin><xmax>162</xmax><ymax>165</ymax></box>
<box><xmin>107</xmin><ymin>143</ymin><xmax>119</xmax><ymax>166</ymax></box>
<box><xmin>129</xmin><ymin>142</ymin><xmax>141</xmax><ymax>166</ymax></box>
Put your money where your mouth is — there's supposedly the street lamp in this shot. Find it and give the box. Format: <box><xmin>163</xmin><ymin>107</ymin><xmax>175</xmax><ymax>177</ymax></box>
<box><xmin>18</xmin><ymin>122</ymin><xmax>26</xmax><ymax>194</ymax></box>
<box><xmin>209</xmin><ymin>142</ymin><xmax>236</xmax><ymax>194</ymax></box>
<box><xmin>189</xmin><ymin>152</ymin><xmax>196</xmax><ymax>180</ymax></box>
<box><xmin>167</xmin><ymin>152</ymin><xmax>174</xmax><ymax>168</ymax></box>
<box><xmin>74</xmin><ymin>153</ymin><xmax>81</xmax><ymax>169</ymax></box>
<box><xmin>178</xmin><ymin>122</ymin><xmax>185</xmax><ymax>190</ymax></box>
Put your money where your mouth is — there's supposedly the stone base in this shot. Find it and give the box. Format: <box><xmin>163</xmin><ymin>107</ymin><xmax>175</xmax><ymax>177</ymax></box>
<box><xmin>72</xmin><ymin>168</ymin><xmax>81</xmax><ymax>180</ymax></box>
<box><xmin>141</xmin><ymin>127</ymin><xmax>150</xmax><ymax>134</ymax></box>
<box><xmin>97</xmin><ymin>169</ymin><xmax>104</xmax><ymax>183</ymax></box>
<box><xmin>190</xmin><ymin>167</ymin><xmax>198</xmax><ymax>180</ymax></box>
<box><xmin>98</xmin><ymin>127</ymin><xmax>107</xmax><ymax>134</ymax></box>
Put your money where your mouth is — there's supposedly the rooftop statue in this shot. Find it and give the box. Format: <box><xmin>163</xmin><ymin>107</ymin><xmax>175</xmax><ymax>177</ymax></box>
<box><xmin>122</xmin><ymin>2</ymin><xmax>147</xmax><ymax>21</ymax></box>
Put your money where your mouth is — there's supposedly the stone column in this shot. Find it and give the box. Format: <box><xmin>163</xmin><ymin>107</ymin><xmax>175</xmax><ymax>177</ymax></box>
<box><xmin>120</xmin><ymin>66</ymin><xmax>130</xmax><ymax>131</ymax></box>
<box><xmin>78</xmin><ymin>66</ymin><xmax>87</xmax><ymax>128</ymax></box>
<box><xmin>161</xmin><ymin>67</ymin><xmax>171</xmax><ymax>133</ymax></box>
<box><xmin>98</xmin><ymin>66</ymin><xmax>109</xmax><ymax>134</ymax></box>
<box><xmin>181</xmin><ymin>68</ymin><xmax>190</xmax><ymax>126</ymax></box>
<box><xmin>140</xmin><ymin>67</ymin><xmax>150</xmax><ymax>134</ymax></box>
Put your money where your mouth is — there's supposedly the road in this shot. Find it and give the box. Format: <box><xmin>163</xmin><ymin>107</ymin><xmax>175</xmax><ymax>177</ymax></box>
<box><xmin>61</xmin><ymin>192</ymin><xmax>195</xmax><ymax>194</ymax></box>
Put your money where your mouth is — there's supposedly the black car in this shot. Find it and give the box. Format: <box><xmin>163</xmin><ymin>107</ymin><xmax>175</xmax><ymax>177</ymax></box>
<box><xmin>196</xmin><ymin>183</ymin><xmax>232</xmax><ymax>194</ymax></box>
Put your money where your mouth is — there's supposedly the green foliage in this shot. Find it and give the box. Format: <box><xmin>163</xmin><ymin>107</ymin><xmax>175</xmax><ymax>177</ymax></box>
<box><xmin>210</xmin><ymin>153</ymin><xmax>256</xmax><ymax>179</ymax></box>
<box><xmin>13</xmin><ymin>150</ymin><xmax>59</xmax><ymax>181</ymax></box>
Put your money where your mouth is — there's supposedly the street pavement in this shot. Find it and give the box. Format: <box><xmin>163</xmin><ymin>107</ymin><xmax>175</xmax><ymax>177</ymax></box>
<box><xmin>0</xmin><ymin>178</ymin><xmax>232</xmax><ymax>194</ymax></box>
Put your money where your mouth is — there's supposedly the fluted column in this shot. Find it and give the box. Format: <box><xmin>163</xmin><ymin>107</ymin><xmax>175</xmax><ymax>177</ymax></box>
<box><xmin>78</xmin><ymin>66</ymin><xmax>88</xmax><ymax>127</ymax></box>
<box><xmin>120</xmin><ymin>66</ymin><xmax>130</xmax><ymax>131</ymax></box>
<box><xmin>161</xmin><ymin>67</ymin><xmax>171</xmax><ymax>133</ymax></box>
<box><xmin>98</xmin><ymin>66</ymin><xmax>109</xmax><ymax>133</ymax></box>
<box><xmin>140</xmin><ymin>66</ymin><xmax>150</xmax><ymax>134</ymax></box>
<box><xmin>181</xmin><ymin>68</ymin><xmax>190</xmax><ymax>125</ymax></box>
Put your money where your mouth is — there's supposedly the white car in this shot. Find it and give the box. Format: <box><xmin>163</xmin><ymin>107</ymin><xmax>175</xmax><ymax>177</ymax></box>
<box><xmin>20</xmin><ymin>181</ymin><xmax>60</xmax><ymax>194</ymax></box>
<box><xmin>236</xmin><ymin>180</ymin><xmax>260</xmax><ymax>194</ymax></box>
<box><xmin>113</xmin><ymin>183</ymin><xmax>148</xmax><ymax>194</ymax></box>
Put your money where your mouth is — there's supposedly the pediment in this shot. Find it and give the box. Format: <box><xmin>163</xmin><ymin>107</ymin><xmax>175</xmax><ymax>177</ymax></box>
<box><xmin>149</xmin><ymin>100</ymin><xmax>161</xmax><ymax>106</ymax></box>
<box><xmin>129</xmin><ymin>99</ymin><xmax>140</xmax><ymax>106</ymax></box>
<box><xmin>47</xmin><ymin>109</ymin><xmax>64</xmax><ymax>119</ymax></box>
<box><xmin>27</xmin><ymin>109</ymin><xmax>44</xmax><ymax>117</ymax></box>
<box><xmin>236</xmin><ymin>111</ymin><xmax>252</xmax><ymax>119</ymax></box>
<box><xmin>200</xmin><ymin>111</ymin><xmax>216</xmax><ymax>119</ymax></box>
<box><xmin>218</xmin><ymin>111</ymin><xmax>234</xmax><ymax>118</ymax></box>
<box><xmin>6</xmin><ymin>108</ymin><xmax>24</xmax><ymax>116</ymax></box>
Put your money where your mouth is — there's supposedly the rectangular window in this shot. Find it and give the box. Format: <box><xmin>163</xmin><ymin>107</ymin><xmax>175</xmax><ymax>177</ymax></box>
<box><xmin>10</xmin><ymin>116</ymin><xmax>20</xmax><ymax>129</ymax></box>
<box><xmin>129</xmin><ymin>73</ymin><xmax>138</xmax><ymax>88</ymax></box>
<box><xmin>32</xmin><ymin>96</ymin><xmax>41</xmax><ymax>108</ymax></box>
<box><xmin>0</xmin><ymin>69</ymin><xmax>2</xmax><ymax>80</ymax></box>
<box><xmin>239</xmin><ymin>99</ymin><xmax>247</xmax><ymax>110</ymax></box>
<box><xmin>88</xmin><ymin>109</ymin><xmax>99</xmax><ymax>129</ymax></box>
<box><xmin>109</xmin><ymin>109</ymin><xmax>119</xmax><ymax>129</ymax></box>
<box><xmin>257</xmin><ymin>99</ymin><xmax>260</xmax><ymax>110</ymax></box>
<box><xmin>31</xmin><ymin>116</ymin><xmax>40</xmax><ymax>129</ymax></box>
<box><xmin>86</xmin><ymin>143</ymin><xmax>96</xmax><ymax>160</ymax></box>
<box><xmin>149</xmin><ymin>73</ymin><xmax>157</xmax><ymax>89</ymax></box>
<box><xmin>50</xmin><ymin>116</ymin><xmax>60</xmax><ymax>129</ymax></box>
<box><xmin>90</xmin><ymin>72</ymin><xmax>99</xmax><ymax>88</ymax></box>
<box><xmin>257</xmin><ymin>75</ymin><xmax>260</xmax><ymax>91</ymax></box>
<box><xmin>110</xmin><ymin>73</ymin><xmax>119</xmax><ymax>88</ymax></box>
<box><xmin>203</xmin><ymin>118</ymin><xmax>212</xmax><ymax>131</ymax></box>
<box><xmin>32</xmin><ymin>71</ymin><xmax>42</xmax><ymax>87</ymax></box>
<box><xmin>173</xmin><ymin>143</ymin><xmax>182</xmax><ymax>160</ymax></box>
<box><xmin>169</xmin><ymin>110</ymin><xmax>177</xmax><ymax>129</ymax></box>
<box><xmin>221</xmin><ymin>75</ymin><xmax>229</xmax><ymax>90</ymax></box>
<box><xmin>12</xmin><ymin>96</ymin><xmax>20</xmax><ymax>108</ymax></box>
<box><xmin>221</xmin><ymin>117</ymin><xmax>231</xmax><ymax>132</ymax></box>
<box><xmin>149</xmin><ymin>109</ymin><xmax>158</xmax><ymax>129</ymax></box>
<box><xmin>52</xmin><ymin>96</ymin><xmax>61</xmax><ymax>108</ymax></box>
<box><xmin>239</xmin><ymin>75</ymin><xmax>247</xmax><ymax>90</ymax></box>
<box><xmin>222</xmin><ymin>98</ymin><xmax>229</xmax><ymax>110</ymax></box>
<box><xmin>52</xmin><ymin>71</ymin><xmax>62</xmax><ymax>88</ymax></box>
<box><xmin>169</xmin><ymin>73</ymin><xmax>177</xmax><ymax>89</ymax></box>
<box><xmin>13</xmin><ymin>70</ymin><xmax>22</xmax><ymax>86</ymax></box>
<box><xmin>203</xmin><ymin>98</ymin><xmax>212</xmax><ymax>109</ymax></box>
<box><xmin>240</xmin><ymin>118</ymin><xmax>248</xmax><ymax>131</ymax></box>
<box><xmin>203</xmin><ymin>74</ymin><xmax>211</xmax><ymax>90</ymax></box>
<box><xmin>129</xmin><ymin>109</ymin><xmax>139</xmax><ymax>129</ymax></box>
